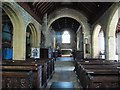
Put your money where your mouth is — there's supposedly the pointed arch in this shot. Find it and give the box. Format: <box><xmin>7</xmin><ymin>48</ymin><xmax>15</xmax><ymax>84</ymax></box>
<box><xmin>106</xmin><ymin>7</ymin><xmax>119</xmax><ymax>60</ymax></box>
<box><xmin>47</xmin><ymin>8</ymin><xmax>91</xmax><ymax>58</ymax></box>
<box><xmin>27</xmin><ymin>23</ymin><xmax>38</xmax><ymax>47</ymax></box>
<box><xmin>25</xmin><ymin>23</ymin><xmax>39</xmax><ymax>59</ymax></box>
<box><xmin>2</xmin><ymin>2</ymin><xmax>25</xmax><ymax>60</ymax></box>
<box><xmin>92</xmin><ymin>24</ymin><xmax>105</xmax><ymax>58</ymax></box>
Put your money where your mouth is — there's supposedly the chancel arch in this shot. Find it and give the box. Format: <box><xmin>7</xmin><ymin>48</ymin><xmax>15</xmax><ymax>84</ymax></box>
<box><xmin>47</xmin><ymin>8</ymin><xmax>91</xmax><ymax>58</ymax></box>
<box><xmin>50</xmin><ymin>17</ymin><xmax>79</xmax><ymax>51</ymax></box>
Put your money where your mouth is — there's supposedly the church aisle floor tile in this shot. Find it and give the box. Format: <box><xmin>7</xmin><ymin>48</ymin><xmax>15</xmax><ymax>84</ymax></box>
<box><xmin>46</xmin><ymin>57</ymin><xmax>82</xmax><ymax>89</ymax></box>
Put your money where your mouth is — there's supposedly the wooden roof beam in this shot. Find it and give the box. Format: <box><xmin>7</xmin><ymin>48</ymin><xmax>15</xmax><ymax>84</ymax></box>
<box><xmin>41</xmin><ymin>2</ymin><xmax>53</xmax><ymax>14</ymax></box>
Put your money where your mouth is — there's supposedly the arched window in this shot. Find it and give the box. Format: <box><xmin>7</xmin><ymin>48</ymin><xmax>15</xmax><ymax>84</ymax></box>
<box><xmin>62</xmin><ymin>31</ymin><xmax>70</xmax><ymax>43</ymax></box>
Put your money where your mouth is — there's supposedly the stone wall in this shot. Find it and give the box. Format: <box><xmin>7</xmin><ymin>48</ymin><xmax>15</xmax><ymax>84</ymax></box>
<box><xmin>2</xmin><ymin>2</ymin><xmax>41</xmax><ymax>60</ymax></box>
<box><xmin>47</xmin><ymin>8</ymin><xmax>91</xmax><ymax>58</ymax></box>
<box><xmin>55</xmin><ymin>30</ymin><xmax>76</xmax><ymax>50</ymax></box>
<box><xmin>91</xmin><ymin>2</ymin><xmax>120</xmax><ymax>60</ymax></box>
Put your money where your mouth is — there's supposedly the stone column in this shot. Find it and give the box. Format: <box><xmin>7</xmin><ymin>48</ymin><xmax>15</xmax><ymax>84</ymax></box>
<box><xmin>13</xmin><ymin>24</ymin><xmax>26</xmax><ymax>60</ymax></box>
<box><xmin>77</xmin><ymin>31</ymin><xmax>80</xmax><ymax>50</ymax></box>
<box><xmin>106</xmin><ymin>36</ymin><xmax>116</xmax><ymax>60</ymax></box>
<box><xmin>106</xmin><ymin>9</ymin><xmax>118</xmax><ymax>60</ymax></box>
<box><xmin>42</xmin><ymin>13</ymin><xmax>48</xmax><ymax>48</ymax></box>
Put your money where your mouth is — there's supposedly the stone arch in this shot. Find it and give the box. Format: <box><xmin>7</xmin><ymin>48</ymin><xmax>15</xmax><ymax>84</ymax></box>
<box><xmin>106</xmin><ymin>3</ymin><xmax>119</xmax><ymax>60</ymax></box>
<box><xmin>92</xmin><ymin>24</ymin><xmax>101</xmax><ymax>58</ymax></box>
<box><xmin>48</xmin><ymin>8</ymin><xmax>89</xmax><ymax>36</ymax></box>
<box><xmin>47</xmin><ymin>8</ymin><xmax>90</xmax><ymax>57</ymax></box>
<box><xmin>92</xmin><ymin>24</ymin><xmax>105</xmax><ymax>58</ymax></box>
<box><xmin>2</xmin><ymin>2</ymin><xmax>25</xmax><ymax>60</ymax></box>
<box><xmin>26</xmin><ymin>23</ymin><xmax>39</xmax><ymax>59</ymax></box>
<box><xmin>26</xmin><ymin>23</ymin><xmax>38</xmax><ymax>47</ymax></box>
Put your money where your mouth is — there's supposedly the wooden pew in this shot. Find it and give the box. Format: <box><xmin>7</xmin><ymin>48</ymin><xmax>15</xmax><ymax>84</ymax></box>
<box><xmin>86</xmin><ymin>75</ymin><xmax>119</xmax><ymax>89</ymax></box>
<box><xmin>1</xmin><ymin>69</ymin><xmax>33</xmax><ymax>88</ymax></box>
<box><xmin>74</xmin><ymin>59</ymin><xmax>106</xmax><ymax>75</ymax></box>
<box><xmin>2</xmin><ymin>59</ymin><xmax>47</xmax><ymax>88</ymax></box>
<box><xmin>35</xmin><ymin>58</ymin><xmax>55</xmax><ymax>84</ymax></box>
<box><xmin>75</xmin><ymin>60</ymin><xmax>119</xmax><ymax>76</ymax></box>
<box><xmin>79</xmin><ymin>66</ymin><xmax>118</xmax><ymax>88</ymax></box>
<box><xmin>82</xmin><ymin>68</ymin><xmax>119</xmax><ymax>88</ymax></box>
<box><xmin>32</xmin><ymin>58</ymin><xmax>55</xmax><ymax>87</ymax></box>
<box><xmin>26</xmin><ymin>58</ymin><xmax>55</xmax><ymax>87</ymax></box>
<box><xmin>2</xmin><ymin>62</ymin><xmax>43</xmax><ymax>88</ymax></box>
<box><xmin>74</xmin><ymin>60</ymin><xmax>120</xmax><ymax>89</ymax></box>
<box><xmin>2</xmin><ymin>58</ymin><xmax>55</xmax><ymax>89</ymax></box>
<box><xmin>84</xmin><ymin>70</ymin><xmax>119</xmax><ymax>88</ymax></box>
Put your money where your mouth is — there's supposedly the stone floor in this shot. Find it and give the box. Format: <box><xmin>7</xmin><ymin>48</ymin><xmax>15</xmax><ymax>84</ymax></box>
<box><xmin>46</xmin><ymin>57</ymin><xmax>82</xmax><ymax>90</ymax></box>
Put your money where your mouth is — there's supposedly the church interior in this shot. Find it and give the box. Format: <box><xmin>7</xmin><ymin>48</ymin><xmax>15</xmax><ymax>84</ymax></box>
<box><xmin>1</xmin><ymin>0</ymin><xmax>120</xmax><ymax>89</ymax></box>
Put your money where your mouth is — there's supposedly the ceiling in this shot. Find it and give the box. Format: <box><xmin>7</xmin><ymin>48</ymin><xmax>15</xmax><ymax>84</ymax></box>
<box><xmin>51</xmin><ymin>17</ymin><xmax>80</xmax><ymax>32</ymax></box>
<box><xmin>5</xmin><ymin>1</ymin><xmax>114</xmax><ymax>33</ymax></box>
<box><xmin>27</xmin><ymin>2</ymin><xmax>113</xmax><ymax>24</ymax></box>
<box><xmin>25</xmin><ymin>2</ymin><xmax>113</xmax><ymax>32</ymax></box>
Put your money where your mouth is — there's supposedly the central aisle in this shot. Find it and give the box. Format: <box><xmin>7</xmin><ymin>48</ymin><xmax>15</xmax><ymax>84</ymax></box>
<box><xmin>46</xmin><ymin>57</ymin><xmax>82</xmax><ymax>89</ymax></box>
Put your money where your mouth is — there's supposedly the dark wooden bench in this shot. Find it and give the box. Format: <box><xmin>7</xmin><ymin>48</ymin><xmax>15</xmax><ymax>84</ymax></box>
<box><xmin>82</xmin><ymin>68</ymin><xmax>119</xmax><ymax>88</ymax></box>
<box><xmin>2</xmin><ymin>58</ymin><xmax>55</xmax><ymax>89</ymax></box>
<box><xmin>35</xmin><ymin>58</ymin><xmax>55</xmax><ymax>84</ymax></box>
<box><xmin>86</xmin><ymin>75</ymin><xmax>119</xmax><ymax>89</ymax></box>
<box><xmin>80</xmin><ymin>67</ymin><xmax>119</xmax><ymax>88</ymax></box>
<box><xmin>74</xmin><ymin>60</ymin><xmax>120</xmax><ymax>88</ymax></box>
<box><xmin>1</xmin><ymin>71</ymin><xmax>33</xmax><ymax>88</ymax></box>
<box><xmin>2</xmin><ymin>61</ymin><xmax>43</xmax><ymax>88</ymax></box>
<box><xmin>26</xmin><ymin>58</ymin><xmax>55</xmax><ymax>87</ymax></box>
<box><xmin>75</xmin><ymin>60</ymin><xmax>119</xmax><ymax>76</ymax></box>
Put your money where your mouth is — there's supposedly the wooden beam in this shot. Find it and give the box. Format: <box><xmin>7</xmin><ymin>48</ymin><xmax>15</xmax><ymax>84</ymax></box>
<box><xmin>34</xmin><ymin>2</ymin><xmax>41</xmax><ymax>14</ymax></box>
<box><xmin>41</xmin><ymin>2</ymin><xmax>53</xmax><ymax>14</ymax></box>
<box><xmin>42</xmin><ymin>4</ymin><xmax>53</xmax><ymax>14</ymax></box>
<box><xmin>35</xmin><ymin>2</ymin><xmax>45</xmax><ymax>14</ymax></box>
<box><xmin>34</xmin><ymin>0</ymin><xmax>48</xmax><ymax>14</ymax></box>
<box><xmin>38</xmin><ymin>2</ymin><xmax>50</xmax><ymax>14</ymax></box>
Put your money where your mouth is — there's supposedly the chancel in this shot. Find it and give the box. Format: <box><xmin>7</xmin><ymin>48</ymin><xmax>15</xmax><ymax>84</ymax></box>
<box><xmin>1</xmin><ymin>1</ymin><xmax>120</xmax><ymax>89</ymax></box>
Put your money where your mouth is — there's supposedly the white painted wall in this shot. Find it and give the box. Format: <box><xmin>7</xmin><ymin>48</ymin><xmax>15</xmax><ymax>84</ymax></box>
<box><xmin>91</xmin><ymin>3</ymin><xmax>119</xmax><ymax>60</ymax></box>
<box><xmin>98</xmin><ymin>30</ymin><xmax>105</xmax><ymax>54</ymax></box>
<box><xmin>116</xmin><ymin>32</ymin><xmax>120</xmax><ymax>60</ymax></box>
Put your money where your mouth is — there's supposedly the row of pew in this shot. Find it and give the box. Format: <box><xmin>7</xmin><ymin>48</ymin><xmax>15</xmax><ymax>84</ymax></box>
<box><xmin>74</xmin><ymin>58</ymin><xmax>120</xmax><ymax>89</ymax></box>
<box><xmin>1</xmin><ymin>58</ymin><xmax>55</xmax><ymax>89</ymax></box>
